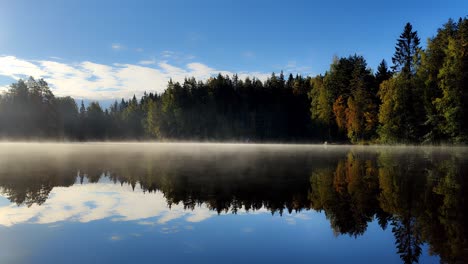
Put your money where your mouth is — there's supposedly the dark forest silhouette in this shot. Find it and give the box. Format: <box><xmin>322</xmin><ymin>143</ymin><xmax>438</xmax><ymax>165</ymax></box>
<box><xmin>0</xmin><ymin>18</ymin><xmax>467</xmax><ymax>143</ymax></box>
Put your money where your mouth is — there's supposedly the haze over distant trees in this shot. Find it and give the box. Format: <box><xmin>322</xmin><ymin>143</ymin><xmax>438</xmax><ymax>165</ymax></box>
<box><xmin>0</xmin><ymin>17</ymin><xmax>466</xmax><ymax>144</ymax></box>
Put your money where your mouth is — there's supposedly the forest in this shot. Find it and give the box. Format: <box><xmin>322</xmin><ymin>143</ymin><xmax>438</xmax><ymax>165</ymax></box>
<box><xmin>0</xmin><ymin>17</ymin><xmax>466</xmax><ymax>144</ymax></box>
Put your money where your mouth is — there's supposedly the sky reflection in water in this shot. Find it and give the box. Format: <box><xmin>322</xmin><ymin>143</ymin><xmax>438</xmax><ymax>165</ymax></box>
<box><xmin>0</xmin><ymin>143</ymin><xmax>466</xmax><ymax>263</ymax></box>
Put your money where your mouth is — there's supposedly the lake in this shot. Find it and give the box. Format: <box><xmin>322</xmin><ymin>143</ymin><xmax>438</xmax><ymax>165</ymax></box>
<box><xmin>0</xmin><ymin>143</ymin><xmax>466</xmax><ymax>263</ymax></box>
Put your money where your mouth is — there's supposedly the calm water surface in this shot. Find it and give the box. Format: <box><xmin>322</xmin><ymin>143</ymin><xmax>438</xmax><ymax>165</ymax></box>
<box><xmin>0</xmin><ymin>143</ymin><xmax>466</xmax><ymax>264</ymax></box>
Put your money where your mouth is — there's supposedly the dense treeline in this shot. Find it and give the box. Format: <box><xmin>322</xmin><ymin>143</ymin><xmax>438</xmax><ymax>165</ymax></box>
<box><xmin>310</xmin><ymin>18</ymin><xmax>468</xmax><ymax>144</ymax></box>
<box><xmin>0</xmin><ymin>74</ymin><xmax>313</xmax><ymax>141</ymax></box>
<box><xmin>0</xmin><ymin>17</ymin><xmax>466</xmax><ymax>143</ymax></box>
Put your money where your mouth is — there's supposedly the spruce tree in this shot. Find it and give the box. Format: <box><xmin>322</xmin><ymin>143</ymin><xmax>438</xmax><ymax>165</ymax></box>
<box><xmin>379</xmin><ymin>23</ymin><xmax>424</xmax><ymax>143</ymax></box>
<box><xmin>391</xmin><ymin>22</ymin><xmax>421</xmax><ymax>77</ymax></box>
<box><xmin>376</xmin><ymin>59</ymin><xmax>392</xmax><ymax>85</ymax></box>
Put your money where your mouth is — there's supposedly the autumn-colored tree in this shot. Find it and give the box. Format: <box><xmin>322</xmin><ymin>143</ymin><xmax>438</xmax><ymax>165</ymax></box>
<box><xmin>333</xmin><ymin>95</ymin><xmax>347</xmax><ymax>132</ymax></box>
<box><xmin>345</xmin><ymin>64</ymin><xmax>378</xmax><ymax>143</ymax></box>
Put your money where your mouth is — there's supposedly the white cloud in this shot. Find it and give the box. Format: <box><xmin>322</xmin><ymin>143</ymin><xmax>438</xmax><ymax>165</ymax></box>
<box><xmin>0</xmin><ymin>56</ymin><xmax>45</xmax><ymax>79</ymax></box>
<box><xmin>0</xmin><ymin>55</ymin><xmax>275</xmax><ymax>100</ymax></box>
<box><xmin>186</xmin><ymin>62</ymin><xmax>216</xmax><ymax>78</ymax></box>
<box><xmin>185</xmin><ymin>209</ymin><xmax>214</xmax><ymax>223</ymax></box>
<box><xmin>111</xmin><ymin>43</ymin><xmax>124</xmax><ymax>50</ymax></box>
<box><xmin>158</xmin><ymin>61</ymin><xmax>186</xmax><ymax>75</ymax></box>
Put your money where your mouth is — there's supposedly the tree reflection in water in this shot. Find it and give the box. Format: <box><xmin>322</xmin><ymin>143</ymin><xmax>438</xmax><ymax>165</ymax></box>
<box><xmin>0</xmin><ymin>144</ymin><xmax>466</xmax><ymax>263</ymax></box>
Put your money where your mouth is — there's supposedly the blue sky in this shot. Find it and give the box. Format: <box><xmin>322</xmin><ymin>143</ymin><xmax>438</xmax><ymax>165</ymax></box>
<box><xmin>0</xmin><ymin>0</ymin><xmax>466</xmax><ymax>100</ymax></box>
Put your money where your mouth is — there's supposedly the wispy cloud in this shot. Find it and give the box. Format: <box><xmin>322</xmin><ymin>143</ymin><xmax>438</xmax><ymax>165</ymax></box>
<box><xmin>0</xmin><ymin>55</ymin><xmax>273</xmax><ymax>100</ymax></box>
<box><xmin>111</xmin><ymin>43</ymin><xmax>124</xmax><ymax>50</ymax></box>
<box><xmin>138</xmin><ymin>58</ymin><xmax>156</xmax><ymax>65</ymax></box>
<box><xmin>161</xmin><ymin>50</ymin><xmax>175</xmax><ymax>58</ymax></box>
<box><xmin>284</xmin><ymin>60</ymin><xmax>313</xmax><ymax>75</ymax></box>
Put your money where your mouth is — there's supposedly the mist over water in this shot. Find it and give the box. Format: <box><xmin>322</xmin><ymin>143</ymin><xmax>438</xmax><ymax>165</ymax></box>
<box><xmin>0</xmin><ymin>143</ymin><xmax>466</xmax><ymax>263</ymax></box>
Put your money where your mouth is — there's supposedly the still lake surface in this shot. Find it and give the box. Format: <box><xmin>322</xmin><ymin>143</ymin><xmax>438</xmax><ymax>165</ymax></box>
<box><xmin>0</xmin><ymin>143</ymin><xmax>466</xmax><ymax>263</ymax></box>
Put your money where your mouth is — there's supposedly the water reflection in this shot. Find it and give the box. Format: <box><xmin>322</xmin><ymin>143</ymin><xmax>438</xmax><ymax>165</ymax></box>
<box><xmin>0</xmin><ymin>181</ymin><xmax>218</xmax><ymax>226</ymax></box>
<box><xmin>0</xmin><ymin>143</ymin><xmax>466</xmax><ymax>263</ymax></box>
